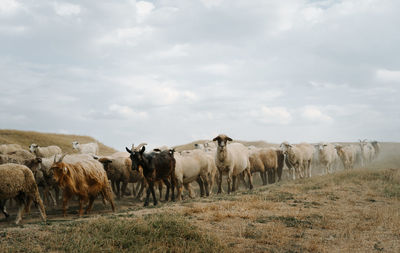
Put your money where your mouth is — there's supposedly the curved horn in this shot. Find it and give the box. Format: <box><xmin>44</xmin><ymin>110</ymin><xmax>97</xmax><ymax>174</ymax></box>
<box><xmin>131</xmin><ymin>144</ymin><xmax>135</xmax><ymax>151</ymax></box>
<box><xmin>135</xmin><ymin>143</ymin><xmax>147</xmax><ymax>151</ymax></box>
<box><xmin>58</xmin><ymin>154</ymin><xmax>67</xmax><ymax>163</ymax></box>
<box><xmin>53</xmin><ymin>154</ymin><xmax>58</xmax><ymax>163</ymax></box>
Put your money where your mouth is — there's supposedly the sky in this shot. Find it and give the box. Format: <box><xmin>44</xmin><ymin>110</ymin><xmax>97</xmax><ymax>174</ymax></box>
<box><xmin>1</xmin><ymin>0</ymin><xmax>399</xmax><ymax>151</ymax></box>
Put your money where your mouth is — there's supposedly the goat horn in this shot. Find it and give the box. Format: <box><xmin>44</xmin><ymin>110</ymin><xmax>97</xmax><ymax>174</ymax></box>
<box><xmin>135</xmin><ymin>143</ymin><xmax>147</xmax><ymax>151</ymax></box>
<box><xmin>58</xmin><ymin>154</ymin><xmax>67</xmax><ymax>163</ymax></box>
<box><xmin>131</xmin><ymin>144</ymin><xmax>135</xmax><ymax>151</ymax></box>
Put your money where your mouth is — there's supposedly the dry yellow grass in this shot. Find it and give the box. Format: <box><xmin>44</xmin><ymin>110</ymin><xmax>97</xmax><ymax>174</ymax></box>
<box><xmin>0</xmin><ymin>129</ymin><xmax>117</xmax><ymax>155</ymax></box>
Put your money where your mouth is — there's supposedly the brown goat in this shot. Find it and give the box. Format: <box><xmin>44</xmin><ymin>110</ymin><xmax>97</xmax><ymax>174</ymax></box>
<box><xmin>50</xmin><ymin>155</ymin><xmax>115</xmax><ymax>216</ymax></box>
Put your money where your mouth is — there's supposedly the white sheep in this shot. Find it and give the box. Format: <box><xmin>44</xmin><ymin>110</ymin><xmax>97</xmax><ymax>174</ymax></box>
<box><xmin>0</xmin><ymin>144</ymin><xmax>22</xmax><ymax>154</ymax></box>
<box><xmin>316</xmin><ymin>143</ymin><xmax>338</xmax><ymax>174</ymax></box>
<box><xmin>335</xmin><ymin>144</ymin><xmax>357</xmax><ymax>170</ymax></box>
<box><xmin>0</xmin><ymin>163</ymin><xmax>47</xmax><ymax>224</ymax></box>
<box><xmin>72</xmin><ymin>141</ymin><xmax>99</xmax><ymax>155</ymax></box>
<box><xmin>280</xmin><ymin>142</ymin><xmax>313</xmax><ymax>179</ymax></box>
<box><xmin>359</xmin><ymin>139</ymin><xmax>374</xmax><ymax>166</ymax></box>
<box><xmin>213</xmin><ymin>134</ymin><xmax>252</xmax><ymax>194</ymax></box>
<box><xmin>29</xmin><ymin>144</ymin><xmax>62</xmax><ymax>158</ymax></box>
<box><xmin>174</xmin><ymin>149</ymin><xmax>215</xmax><ymax>200</ymax></box>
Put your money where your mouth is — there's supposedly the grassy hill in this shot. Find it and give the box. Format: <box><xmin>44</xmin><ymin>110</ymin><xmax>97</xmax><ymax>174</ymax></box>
<box><xmin>0</xmin><ymin>129</ymin><xmax>117</xmax><ymax>155</ymax></box>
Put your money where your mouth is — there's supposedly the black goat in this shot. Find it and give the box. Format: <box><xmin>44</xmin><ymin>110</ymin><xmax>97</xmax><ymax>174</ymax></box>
<box><xmin>126</xmin><ymin>144</ymin><xmax>176</xmax><ymax>206</ymax></box>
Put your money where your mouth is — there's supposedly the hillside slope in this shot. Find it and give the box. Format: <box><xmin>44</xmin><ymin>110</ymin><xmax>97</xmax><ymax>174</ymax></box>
<box><xmin>0</xmin><ymin>129</ymin><xmax>117</xmax><ymax>155</ymax></box>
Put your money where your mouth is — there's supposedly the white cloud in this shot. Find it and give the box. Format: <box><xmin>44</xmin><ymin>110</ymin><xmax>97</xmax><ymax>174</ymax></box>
<box><xmin>253</xmin><ymin>106</ymin><xmax>292</xmax><ymax>125</ymax></box>
<box><xmin>96</xmin><ymin>26</ymin><xmax>153</xmax><ymax>45</ymax></box>
<box><xmin>108</xmin><ymin>104</ymin><xmax>148</xmax><ymax>119</ymax></box>
<box><xmin>200</xmin><ymin>0</ymin><xmax>224</xmax><ymax>8</ymax></box>
<box><xmin>156</xmin><ymin>44</ymin><xmax>189</xmax><ymax>58</ymax></box>
<box><xmin>301</xmin><ymin>106</ymin><xmax>333</xmax><ymax>123</ymax></box>
<box><xmin>136</xmin><ymin>1</ymin><xmax>155</xmax><ymax>23</ymax></box>
<box><xmin>0</xmin><ymin>0</ymin><xmax>20</xmax><ymax>15</ymax></box>
<box><xmin>54</xmin><ymin>2</ymin><xmax>81</xmax><ymax>16</ymax></box>
<box><xmin>200</xmin><ymin>63</ymin><xmax>230</xmax><ymax>75</ymax></box>
<box><xmin>376</xmin><ymin>69</ymin><xmax>400</xmax><ymax>82</ymax></box>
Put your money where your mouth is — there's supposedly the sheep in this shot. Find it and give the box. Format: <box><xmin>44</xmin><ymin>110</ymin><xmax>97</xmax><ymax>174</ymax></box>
<box><xmin>316</xmin><ymin>143</ymin><xmax>338</xmax><ymax>174</ymax></box>
<box><xmin>7</xmin><ymin>149</ymin><xmax>36</xmax><ymax>160</ymax></box>
<box><xmin>0</xmin><ymin>144</ymin><xmax>22</xmax><ymax>154</ymax></box>
<box><xmin>97</xmin><ymin>154</ymin><xmax>145</xmax><ymax>199</ymax></box>
<box><xmin>335</xmin><ymin>144</ymin><xmax>356</xmax><ymax>170</ymax></box>
<box><xmin>50</xmin><ymin>154</ymin><xmax>115</xmax><ymax>216</ymax></box>
<box><xmin>72</xmin><ymin>141</ymin><xmax>99</xmax><ymax>155</ymax></box>
<box><xmin>29</xmin><ymin>144</ymin><xmax>62</xmax><ymax>158</ymax></box>
<box><xmin>248</xmin><ymin>148</ymin><xmax>267</xmax><ymax>185</ymax></box>
<box><xmin>280</xmin><ymin>142</ymin><xmax>313</xmax><ymax>180</ymax></box>
<box><xmin>371</xmin><ymin>141</ymin><xmax>381</xmax><ymax>159</ymax></box>
<box><xmin>248</xmin><ymin>147</ymin><xmax>284</xmax><ymax>185</ymax></box>
<box><xmin>359</xmin><ymin>139</ymin><xmax>375</xmax><ymax>165</ymax></box>
<box><xmin>174</xmin><ymin>149</ymin><xmax>214</xmax><ymax>200</ymax></box>
<box><xmin>0</xmin><ymin>163</ymin><xmax>47</xmax><ymax>224</ymax></box>
<box><xmin>213</xmin><ymin>134</ymin><xmax>252</xmax><ymax>194</ymax></box>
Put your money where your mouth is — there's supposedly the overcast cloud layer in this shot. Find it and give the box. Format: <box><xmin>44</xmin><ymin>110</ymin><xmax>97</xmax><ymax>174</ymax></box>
<box><xmin>1</xmin><ymin>0</ymin><xmax>399</xmax><ymax>150</ymax></box>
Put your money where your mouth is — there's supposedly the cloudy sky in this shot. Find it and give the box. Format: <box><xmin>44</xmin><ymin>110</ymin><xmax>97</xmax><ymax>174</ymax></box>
<box><xmin>1</xmin><ymin>0</ymin><xmax>399</xmax><ymax>150</ymax></box>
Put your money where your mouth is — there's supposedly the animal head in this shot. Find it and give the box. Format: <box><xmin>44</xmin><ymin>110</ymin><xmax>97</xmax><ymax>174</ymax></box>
<box><xmin>213</xmin><ymin>134</ymin><xmax>232</xmax><ymax>149</ymax></box>
<box><xmin>125</xmin><ymin>143</ymin><xmax>147</xmax><ymax>171</ymax></box>
<box><xmin>50</xmin><ymin>154</ymin><xmax>68</xmax><ymax>181</ymax></box>
<box><xmin>29</xmin><ymin>143</ymin><xmax>38</xmax><ymax>153</ymax></box>
<box><xmin>72</xmin><ymin>141</ymin><xmax>79</xmax><ymax>150</ymax></box>
<box><xmin>316</xmin><ymin>143</ymin><xmax>328</xmax><ymax>152</ymax></box>
<box><xmin>194</xmin><ymin>143</ymin><xmax>204</xmax><ymax>149</ymax></box>
<box><xmin>98</xmin><ymin>157</ymin><xmax>113</xmax><ymax>171</ymax></box>
<box><xmin>280</xmin><ymin>142</ymin><xmax>292</xmax><ymax>154</ymax></box>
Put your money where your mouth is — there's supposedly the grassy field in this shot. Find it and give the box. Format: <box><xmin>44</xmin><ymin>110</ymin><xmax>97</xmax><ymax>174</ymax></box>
<box><xmin>0</xmin><ymin>129</ymin><xmax>117</xmax><ymax>155</ymax></box>
<box><xmin>0</xmin><ymin>166</ymin><xmax>399</xmax><ymax>252</ymax></box>
<box><xmin>1</xmin><ymin>130</ymin><xmax>399</xmax><ymax>252</ymax></box>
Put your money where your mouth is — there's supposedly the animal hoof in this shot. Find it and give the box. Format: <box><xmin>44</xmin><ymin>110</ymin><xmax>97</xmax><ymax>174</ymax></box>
<box><xmin>144</xmin><ymin>202</ymin><xmax>149</xmax><ymax>207</ymax></box>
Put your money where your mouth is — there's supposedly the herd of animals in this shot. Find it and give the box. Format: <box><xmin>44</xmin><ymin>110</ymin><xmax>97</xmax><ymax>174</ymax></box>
<box><xmin>0</xmin><ymin>135</ymin><xmax>382</xmax><ymax>225</ymax></box>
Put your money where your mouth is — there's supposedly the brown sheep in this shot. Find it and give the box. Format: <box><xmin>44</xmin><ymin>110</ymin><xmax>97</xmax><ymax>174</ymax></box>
<box><xmin>0</xmin><ymin>164</ymin><xmax>47</xmax><ymax>224</ymax></box>
<box><xmin>50</xmin><ymin>155</ymin><xmax>115</xmax><ymax>216</ymax></box>
<box><xmin>98</xmin><ymin>156</ymin><xmax>145</xmax><ymax>199</ymax></box>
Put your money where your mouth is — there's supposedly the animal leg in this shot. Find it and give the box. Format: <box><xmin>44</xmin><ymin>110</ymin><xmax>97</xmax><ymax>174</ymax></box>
<box><xmin>246</xmin><ymin>168</ymin><xmax>253</xmax><ymax>190</ymax></box>
<box><xmin>217</xmin><ymin>170</ymin><xmax>223</xmax><ymax>194</ymax></box>
<box><xmin>15</xmin><ymin>198</ymin><xmax>25</xmax><ymax>225</ymax></box>
<box><xmin>33</xmin><ymin>190</ymin><xmax>46</xmax><ymax>223</ymax></box>
<box><xmin>0</xmin><ymin>200</ymin><xmax>9</xmax><ymax>219</ymax></box>
<box><xmin>162</xmin><ymin>178</ymin><xmax>171</xmax><ymax>201</ymax></box>
<box><xmin>196</xmin><ymin>177</ymin><xmax>205</xmax><ymax>197</ymax></box>
<box><xmin>62</xmin><ymin>193</ymin><xmax>72</xmax><ymax>217</ymax></box>
<box><xmin>227</xmin><ymin>171</ymin><xmax>232</xmax><ymax>194</ymax></box>
<box><xmin>85</xmin><ymin>196</ymin><xmax>96</xmax><ymax>214</ymax></box>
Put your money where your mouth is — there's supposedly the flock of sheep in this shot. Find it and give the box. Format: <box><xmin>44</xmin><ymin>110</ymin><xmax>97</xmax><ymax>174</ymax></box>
<box><xmin>0</xmin><ymin>136</ymin><xmax>381</xmax><ymax>224</ymax></box>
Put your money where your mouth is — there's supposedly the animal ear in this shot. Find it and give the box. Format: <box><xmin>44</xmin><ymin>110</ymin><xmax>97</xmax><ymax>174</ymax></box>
<box><xmin>126</xmin><ymin>147</ymin><xmax>132</xmax><ymax>154</ymax></box>
<box><xmin>212</xmin><ymin>137</ymin><xmax>219</xmax><ymax>142</ymax></box>
<box><xmin>36</xmin><ymin>157</ymin><xmax>42</xmax><ymax>163</ymax></box>
<box><xmin>63</xmin><ymin>167</ymin><xmax>68</xmax><ymax>174</ymax></box>
<box><xmin>227</xmin><ymin>137</ymin><xmax>233</xmax><ymax>142</ymax></box>
<box><xmin>140</xmin><ymin>146</ymin><xmax>146</xmax><ymax>153</ymax></box>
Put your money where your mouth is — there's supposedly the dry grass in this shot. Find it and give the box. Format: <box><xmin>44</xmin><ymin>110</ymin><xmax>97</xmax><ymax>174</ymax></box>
<box><xmin>0</xmin><ymin>129</ymin><xmax>117</xmax><ymax>155</ymax></box>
